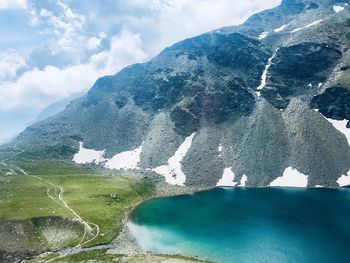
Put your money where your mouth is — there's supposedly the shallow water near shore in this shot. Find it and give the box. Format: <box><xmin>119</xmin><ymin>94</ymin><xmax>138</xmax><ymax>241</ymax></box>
<box><xmin>129</xmin><ymin>187</ymin><xmax>350</xmax><ymax>263</ymax></box>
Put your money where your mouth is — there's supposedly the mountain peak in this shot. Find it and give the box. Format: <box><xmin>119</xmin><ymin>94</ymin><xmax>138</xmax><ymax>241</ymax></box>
<box><xmin>8</xmin><ymin>0</ymin><xmax>350</xmax><ymax>188</ymax></box>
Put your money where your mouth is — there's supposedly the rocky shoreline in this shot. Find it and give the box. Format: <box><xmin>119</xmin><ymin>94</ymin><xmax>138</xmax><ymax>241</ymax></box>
<box><xmin>5</xmin><ymin>169</ymin><xmax>347</xmax><ymax>263</ymax></box>
<box><xmin>108</xmin><ymin>180</ymin><xmax>212</xmax><ymax>256</ymax></box>
<box><xmin>16</xmin><ymin>177</ymin><xmax>211</xmax><ymax>262</ymax></box>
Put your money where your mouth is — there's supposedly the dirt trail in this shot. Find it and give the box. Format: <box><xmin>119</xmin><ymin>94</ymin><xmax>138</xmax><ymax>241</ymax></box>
<box><xmin>46</xmin><ymin>181</ymin><xmax>100</xmax><ymax>246</ymax></box>
<box><xmin>1</xmin><ymin>148</ymin><xmax>100</xmax><ymax>252</ymax></box>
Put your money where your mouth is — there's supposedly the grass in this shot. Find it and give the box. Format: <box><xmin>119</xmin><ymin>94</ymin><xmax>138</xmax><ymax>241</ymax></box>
<box><xmin>0</xmin><ymin>159</ymin><xmax>155</xmax><ymax>248</ymax></box>
<box><xmin>0</xmin><ymin>174</ymin><xmax>71</xmax><ymax>220</ymax></box>
<box><xmin>44</xmin><ymin>173</ymin><xmax>154</xmax><ymax>246</ymax></box>
<box><xmin>11</xmin><ymin>158</ymin><xmax>97</xmax><ymax>176</ymax></box>
<box><xmin>0</xmin><ymin>158</ymin><xmax>210</xmax><ymax>262</ymax></box>
<box><xmin>50</xmin><ymin>249</ymin><xmax>119</xmax><ymax>262</ymax></box>
<box><xmin>34</xmin><ymin>249</ymin><xmax>211</xmax><ymax>263</ymax></box>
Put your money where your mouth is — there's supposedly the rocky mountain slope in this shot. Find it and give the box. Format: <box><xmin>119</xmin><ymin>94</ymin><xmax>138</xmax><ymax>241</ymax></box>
<box><xmin>9</xmin><ymin>0</ymin><xmax>350</xmax><ymax>188</ymax></box>
<box><xmin>33</xmin><ymin>92</ymin><xmax>84</xmax><ymax>124</ymax></box>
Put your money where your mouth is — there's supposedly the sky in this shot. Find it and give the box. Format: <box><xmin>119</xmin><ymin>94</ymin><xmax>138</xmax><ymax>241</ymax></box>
<box><xmin>0</xmin><ymin>0</ymin><xmax>281</xmax><ymax>143</ymax></box>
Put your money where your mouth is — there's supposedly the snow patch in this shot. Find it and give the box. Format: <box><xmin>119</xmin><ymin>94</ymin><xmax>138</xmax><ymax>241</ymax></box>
<box><xmin>218</xmin><ymin>144</ymin><xmax>223</xmax><ymax>152</ymax></box>
<box><xmin>315</xmin><ymin>185</ymin><xmax>324</xmax><ymax>188</ymax></box>
<box><xmin>217</xmin><ymin>167</ymin><xmax>238</xmax><ymax>187</ymax></box>
<box><xmin>239</xmin><ymin>174</ymin><xmax>248</xmax><ymax>187</ymax></box>
<box><xmin>333</xmin><ymin>5</ymin><xmax>344</xmax><ymax>13</ymax></box>
<box><xmin>308</xmin><ymin>83</ymin><xmax>313</xmax><ymax>88</ymax></box>
<box><xmin>73</xmin><ymin>142</ymin><xmax>105</xmax><ymax>164</ymax></box>
<box><xmin>318</xmin><ymin>82</ymin><xmax>323</xmax><ymax>88</ymax></box>
<box><xmin>257</xmin><ymin>49</ymin><xmax>278</xmax><ymax>91</ymax></box>
<box><xmin>104</xmin><ymin>145</ymin><xmax>143</xmax><ymax>170</ymax></box>
<box><xmin>337</xmin><ymin>171</ymin><xmax>350</xmax><ymax>187</ymax></box>
<box><xmin>258</xmin><ymin>31</ymin><xmax>269</xmax><ymax>40</ymax></box>
<box><xmin>291</xmin><ymin>27</ymin><xmax>303</xmax><ymax>33</ymax></box>
<box><xmin>152</xmin><ymin>133</ymin><xmax>196</xmax><ymax>186</ymax></box>
<box><xmin>291</xmin><ymin>19</ymin><xmax>322</xmax><ymax>33</ymax></box>
<box><xmin>218</xmin><ymin>144</ymin><xmax>223</xmax><ymax>157</ymax></box>
<box><xmin>274</xmin><ymin>24</ymin><xmax>287</xmax><ymax>32</ymax></box>
<box><xmin>307</xmin><ymin>19</ymin><xmax>323</xmax><ymax>27</ymax></box>
<box><xmin>322</xmin><ymin>117</ymin><xmax>350</xmax><ymax>146</ymax></box>
<box><xmin>270</xmin><ymin>167</ymin><xmax>308</xmax><ymax>187</ymax></box>
<box><xmin>73</xmin><ymin>142</ymin><xmax>145</xmax><ymax>170</ymax></box>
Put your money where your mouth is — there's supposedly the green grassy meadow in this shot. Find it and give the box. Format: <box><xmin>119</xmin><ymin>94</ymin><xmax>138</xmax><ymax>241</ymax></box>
<box><xmin>0</xmin><ymin>159</ymin><xmax>155</xmax><ymax>247</ymax></box>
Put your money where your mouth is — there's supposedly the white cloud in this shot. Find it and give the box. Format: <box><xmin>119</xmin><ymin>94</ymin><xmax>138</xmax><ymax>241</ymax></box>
<box><xmin>122</xmin><ymin>0</ymin><xmax>281</xmax><ymax>54</ymax></box>
<box><xmin>38</xmin><ymin>0</ymin><xmax>85</xmax><ymax>55</ymax></box>
<box><xmin>3</xmin><ymin>0</ymin><xmax>280</xmax><ymax>111</ymax></box>
<box><xmin>0</xmin><ymin>0</ymin><xmax>27</xmax><ymax>9</ymax></box>
<box><xmin>0</xmin><ymin>49</ymin><xmax>26</xmax><ymax>80</ymax></box>
<box><xmin>0</xmin><ymin>30</ymin><xmax>148</xmax><ymax>110</ymax></box>
<box><xmin>0</xmin><ymin>0</ymin><xmax>281</xmax><ymax>140</ymax></box>
<box><xmin>90</xmin><ymin>30</ymin><xmax>148</xmax><ymax>75</ymax></box>
<box><xmin>86</xmin><ymin>32</ymin><xmax>106</xmax><ymax>50</ymax></box>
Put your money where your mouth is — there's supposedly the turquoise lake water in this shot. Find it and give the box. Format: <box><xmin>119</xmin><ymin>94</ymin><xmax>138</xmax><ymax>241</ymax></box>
<box><xmin>129</xmin><ymin>187</ymin><xmax>350</xmax><ymax>263</ymax></box>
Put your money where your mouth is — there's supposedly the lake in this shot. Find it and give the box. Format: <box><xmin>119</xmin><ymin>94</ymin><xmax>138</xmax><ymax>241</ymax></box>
<box><xmin>129</xmin><ymin>187</ymin><xmax>350</xmax><ymax>263</ymax></box>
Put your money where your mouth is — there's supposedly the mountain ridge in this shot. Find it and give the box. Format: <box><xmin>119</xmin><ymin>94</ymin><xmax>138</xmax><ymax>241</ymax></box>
<box><xmin>7</xmin><ymin>0</ymin><xmax>350</xmax><ymax>188</ymax></box>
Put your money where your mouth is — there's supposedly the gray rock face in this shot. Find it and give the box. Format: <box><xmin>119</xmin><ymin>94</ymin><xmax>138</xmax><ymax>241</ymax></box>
<box><xmin>310</xmin><ymin>86</ymin><xmax>350</xmax><ymax>126</ymax></box>
<box><xmin>139</xmin><ymin>112</ymin><xmax>184</xmax><ymax>168</ymax></box>
<box><xmin>283</xmin><ymin>99</ymin><xmax>350</xmax><ymax>187</ymax></box>
<box><xmin>228</xmin><ymin>100</ymin><xmax>290</xmax><ymax>187</ymax></box>
<box><xmin>264</xmin><ymin>43</ymin><xmax>342</xmax><ymax>109</ymax></box>
<box><xmin>8</xmin><ymin>0</ymin><xmax>350</xmax><ymax>187</ymax></box>
<box><xmin>182</xmin><ymin>126</ymin><xmax>225</xmax><ymax>186</ymax></box>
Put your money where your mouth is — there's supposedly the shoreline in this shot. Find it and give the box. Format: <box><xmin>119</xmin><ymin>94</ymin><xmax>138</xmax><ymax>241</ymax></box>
<box><xmin>109</xmin><ymin>181</ymin><xmax>348</xmax><ymax>257</ymax></box>
<box><xmin>17</xmin><ymin>177</ymin><xmax>210</xmax><ymax>262</ymax></box>
<box><xmin>16</xmin><ymin>173</ymin><xmax>348</xmax><ymax>262</ymax></box>
<box><xmin>107</xmin><ymin>181</ymin><xmax>212</xmax><ymax>257</ymax></box>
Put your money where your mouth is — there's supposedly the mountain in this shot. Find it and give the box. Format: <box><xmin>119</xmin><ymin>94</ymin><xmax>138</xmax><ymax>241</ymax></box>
<box><xmin>9</xmin><ymin>0</ymin><xmax>350</xmax><ymax>188</ymax></box>
<box><xmin>33</xmin><ymin>93</ymin><xmax>84</xmax><ymax>124</ymax></box>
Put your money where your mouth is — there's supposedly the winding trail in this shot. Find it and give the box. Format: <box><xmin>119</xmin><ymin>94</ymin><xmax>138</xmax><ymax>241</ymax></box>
<box><xmin>1</xmin><ymin>148</ymin><xmax>26</xmax><ymax>175</ymax></box>
<box><xmin>45</xmin><ymin>181</ymin><xmax>100</xmax><ymax>247</ymax></box>
<box><xmin>1</xmin><ymin>147</ymin><xmax>101</xmax><ymax>262</ymax></box>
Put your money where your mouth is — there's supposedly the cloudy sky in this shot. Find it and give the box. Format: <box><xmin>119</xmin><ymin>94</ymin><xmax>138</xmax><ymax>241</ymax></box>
<box><xmin>0</xmin><ymin>0</ymin><xmax>281</xmax><ymax>143</ymax></box>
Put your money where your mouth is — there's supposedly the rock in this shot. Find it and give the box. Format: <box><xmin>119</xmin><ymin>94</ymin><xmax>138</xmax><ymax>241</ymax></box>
<box><xmin>111</xmin><ymin>193</ymin><xmax>119</xmax><ymax>200</ymax></box>
<box><xmin>5</xmin><ymin>0</ymin><xmax>350</xmax><ymax>188</ymax></box>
